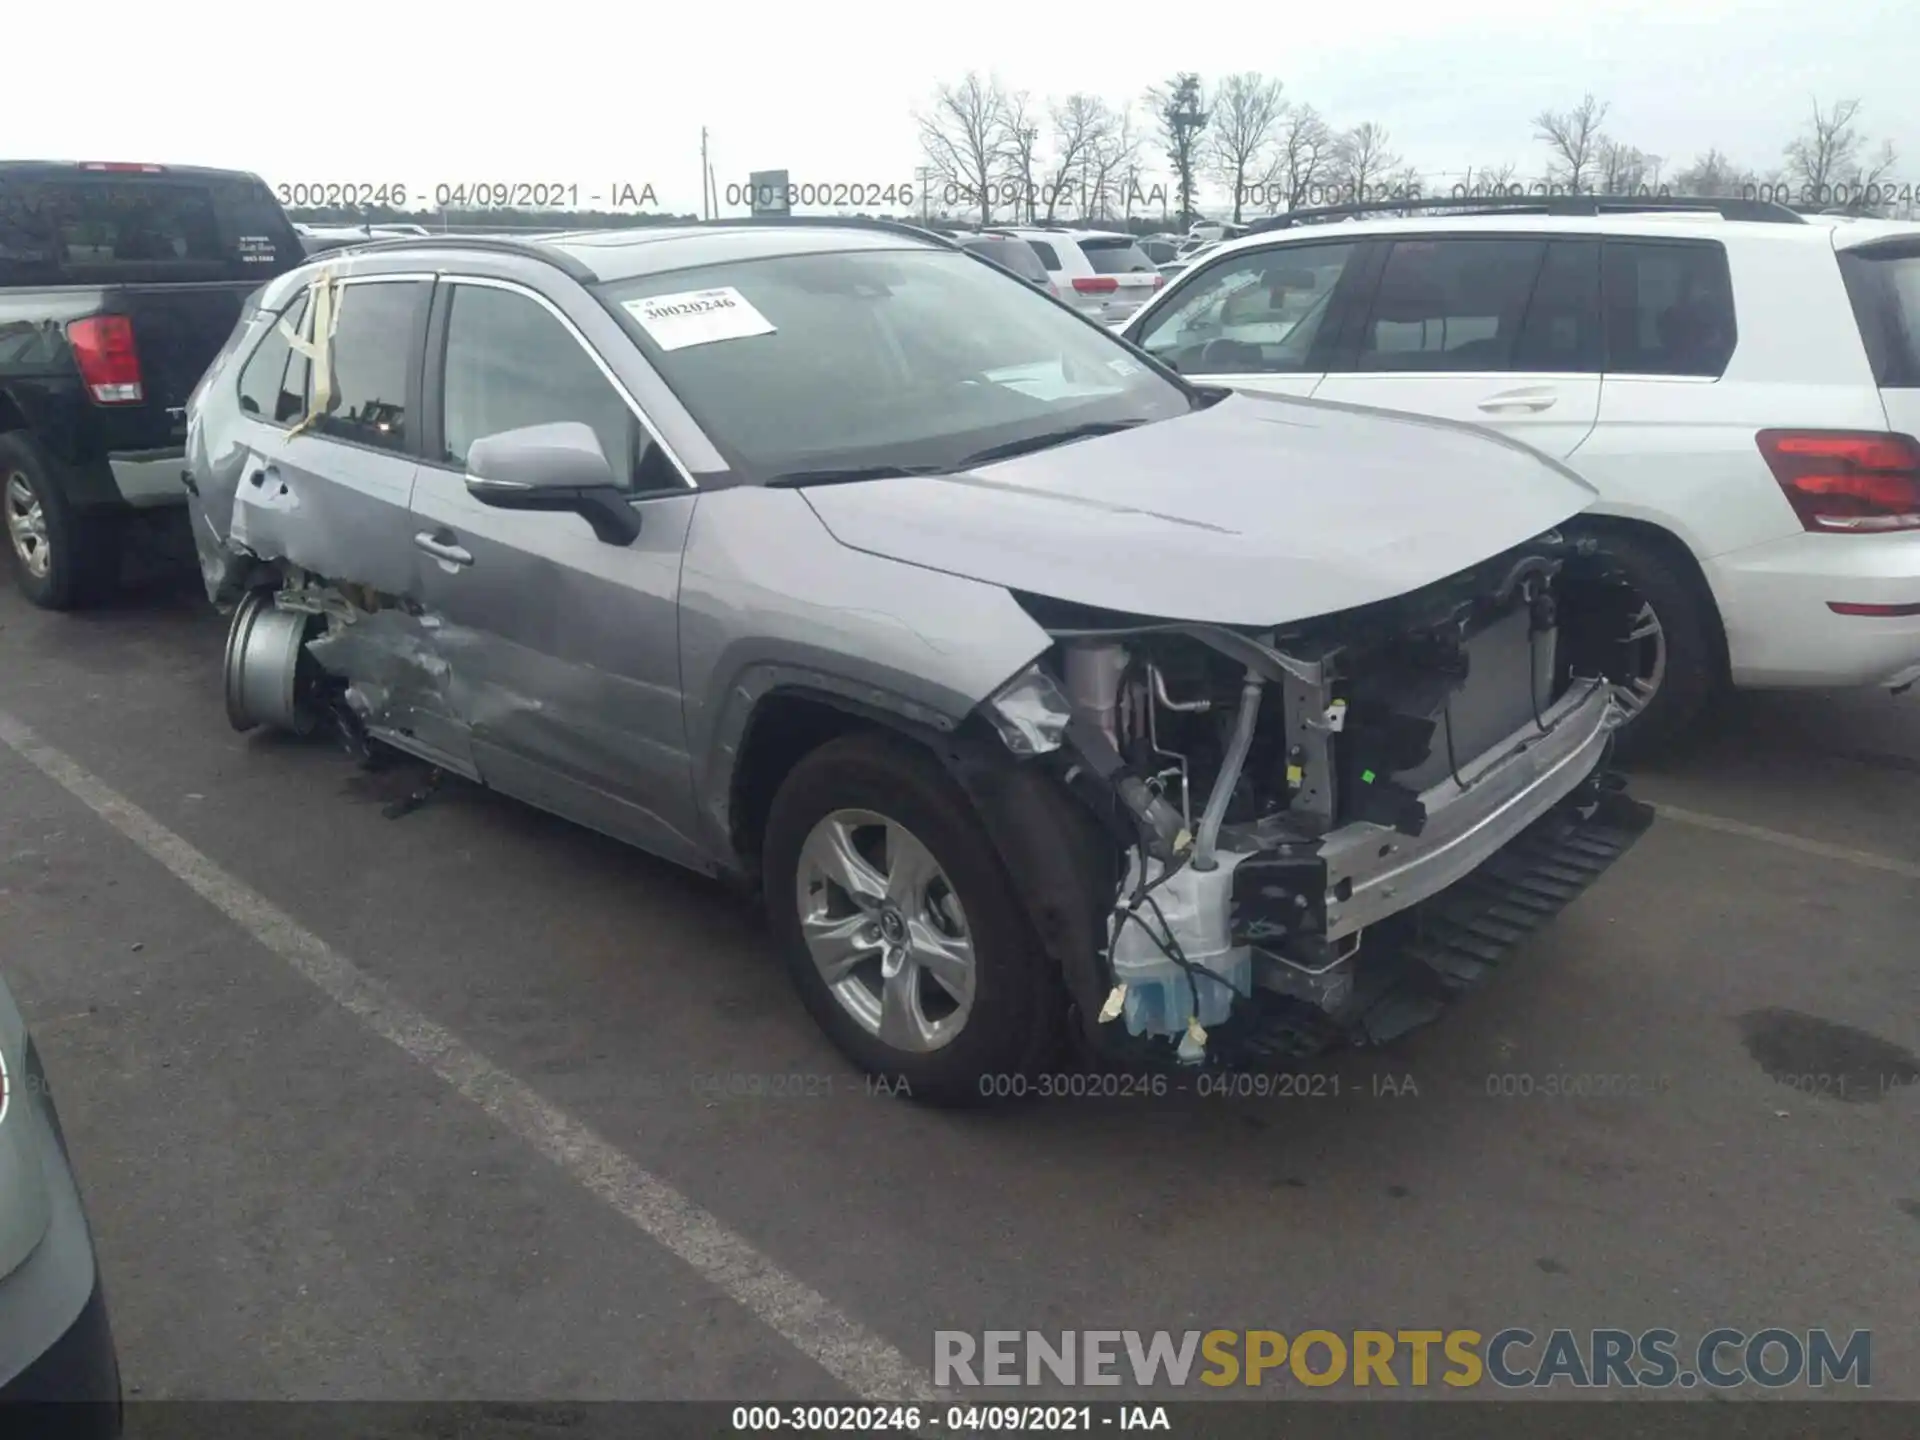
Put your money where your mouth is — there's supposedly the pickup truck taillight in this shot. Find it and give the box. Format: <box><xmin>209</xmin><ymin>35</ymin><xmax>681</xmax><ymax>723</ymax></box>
<box><xmin>65</xmin><ymin>316</ymin><xmax>144</xmax><ymax>405</ymax></box>
<box><xmin>1756</xmin><ymin>430</ymin><xmax>1920</xmax><ymax>533</ymax></box>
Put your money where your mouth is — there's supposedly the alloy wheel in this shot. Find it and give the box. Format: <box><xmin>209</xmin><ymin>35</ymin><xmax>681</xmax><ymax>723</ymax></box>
<box><xmin>794</xmin><ymin>809</ymin><xmax>977</xmax><ymax>1054</ymax></box>
<box><xmin>1611</xmin><ymin>599</ymin><xmax>1668</xmax><ymax>719</ymax></box>
<box><xmin>4</xmin><ymin>473</ymin><xmax>49</xmax><ymax>580</ymax></box>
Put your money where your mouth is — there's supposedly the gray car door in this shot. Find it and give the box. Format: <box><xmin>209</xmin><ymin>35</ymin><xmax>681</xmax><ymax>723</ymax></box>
<box><xmin>406</xmin><ymin>275</ymin><xmax>704</xmax><ymax>869</ymax></box>
<box><xmin>226</xmin><ymin>276</ymin><xmax>427</xmax><ymax>597</ymax></box>
<box><xmin>227</xmin><ymin>274</ymin><xmax>476</xmax><ymax>766</ymax></box>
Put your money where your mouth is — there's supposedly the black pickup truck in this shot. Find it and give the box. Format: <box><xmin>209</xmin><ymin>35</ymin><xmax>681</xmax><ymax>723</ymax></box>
<box><xmin>1</xmin><ymin>162</ymin><xmax>303</xmax><ymax>607</ymax></box>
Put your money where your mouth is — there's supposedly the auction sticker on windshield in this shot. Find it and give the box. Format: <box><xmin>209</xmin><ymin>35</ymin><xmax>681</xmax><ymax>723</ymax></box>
<box><xmin>623</xmin><ymin>287</ymin><xmax>775</xmax><ymax>351</ymax></box>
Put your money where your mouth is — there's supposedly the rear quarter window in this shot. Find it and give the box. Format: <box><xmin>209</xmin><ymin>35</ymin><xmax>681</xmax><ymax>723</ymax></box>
<box><xmin>237</xmin><ymin>293</ymin><xmax>312</xmax><ymax>426</ymax></box>
<box><xmin>1837</xmin><ymin>242</ymin><xmax>1920</xmax><ymax>388</ymax></box>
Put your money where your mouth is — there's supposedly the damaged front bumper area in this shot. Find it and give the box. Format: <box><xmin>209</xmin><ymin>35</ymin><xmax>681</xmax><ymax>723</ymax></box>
<box><xmin>974</xmin><ymin>535</ymin><xmax>1655</xmax><ymax>1069</ymax></box>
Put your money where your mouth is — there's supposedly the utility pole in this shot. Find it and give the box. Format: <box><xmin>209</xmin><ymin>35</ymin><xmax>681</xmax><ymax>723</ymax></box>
<box><xmin>701</xmin><ymin>128</ymin><xmax>711</xmax><ymax>220</ymax></box>
<box><xmin>915</xmin><ymin>165</ymin><xmax>932</xmax><ymax>222</ymax></box>
<box><xmin>1021</xmin><ymin>127</ymin><xmax>1038</xmax><ymax>224</ymax></box>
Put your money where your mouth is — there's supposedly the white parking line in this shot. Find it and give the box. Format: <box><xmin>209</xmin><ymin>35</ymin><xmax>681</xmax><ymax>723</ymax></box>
<box><xmin>1652</xmin><ymin>803</ymin><xmax>1920</xmax><ymax>881</ymax></box>
<box><xmin>0</xmin><ymin>711</ymin><xmax>938</xmax><ymax>1404</ymax></box>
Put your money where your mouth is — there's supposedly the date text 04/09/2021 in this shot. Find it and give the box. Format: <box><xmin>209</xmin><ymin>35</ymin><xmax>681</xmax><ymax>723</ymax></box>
<box><xmin>729</xmin><ymin>1404</ymin><xmax>1171</xmax><ymax>1432</ymax></box>
<box><xmin>272</xmin><ymin>181</ymin><xmax>660</xmax><ymax>210</ymax></box>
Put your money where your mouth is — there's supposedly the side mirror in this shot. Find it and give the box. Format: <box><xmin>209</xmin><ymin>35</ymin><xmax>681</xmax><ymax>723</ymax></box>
<box><xmin>465</xmin><ymin>421</ymin><xmax>641</xmax><ymax>546</ymax></box>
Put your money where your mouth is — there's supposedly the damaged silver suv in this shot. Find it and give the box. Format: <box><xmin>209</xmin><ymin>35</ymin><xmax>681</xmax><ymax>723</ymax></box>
<box><xmin>185</xmin><ymin>219</ymin><xmax>1652</xmax><ymax>1103</ymax></box>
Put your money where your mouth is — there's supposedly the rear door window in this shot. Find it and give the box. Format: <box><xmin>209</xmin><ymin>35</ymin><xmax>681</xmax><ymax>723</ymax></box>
<box><xmin>1837</xmin><ymin>241</ymin><xmax>1920</xmax><ymax>388</ymax></box>
<box><xmin>1601</xmin><ymin>240</ymin><xmax>1737</xmax><ymax>377</ymax></box>
<box><xmin>1354</xmin><ymin>238</ymin><xmax>1548</xmax><ymax>371</ymax></box>
<box><xmin>310</xmin><ymin>280</ymin><xmax>428</xmax><ymax>452</ymax></box>
<box><xmin>1080</xmin><ymin>237</ymin><xmax>1156</xmax><ymax>274</ymax></box>
<box><xmin>1025</xmin><ymin>239</ymin><xmax>1064</xmax><ymax>271</ymax></box>
<box><xmin>0</xmin><ymin>170</ymin><xmax>301</xmax><ymax>284</ymax></box>
<box><xmin>1514</xmin><ymin>239</ymin><xmax>1603</xmax><ymax>373</ymax></box>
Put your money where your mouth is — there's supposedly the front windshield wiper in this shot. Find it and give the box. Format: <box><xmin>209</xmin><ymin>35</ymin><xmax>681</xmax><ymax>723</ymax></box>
<box><xmin>948</xmin><ymin>419</ymin><xmax>1148</xmax><ymax>470</ymax></box>
<box><xmin>763</xmin><ymin>464</ymin><xmax>945</xmax><ymax>488</ymax></box>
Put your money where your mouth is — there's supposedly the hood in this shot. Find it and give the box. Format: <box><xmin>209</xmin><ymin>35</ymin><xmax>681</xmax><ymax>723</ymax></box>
<box><xmin>801</xmin><ymin>390</ymin><xmax>1598</xmax><ymax>627</ymax></box>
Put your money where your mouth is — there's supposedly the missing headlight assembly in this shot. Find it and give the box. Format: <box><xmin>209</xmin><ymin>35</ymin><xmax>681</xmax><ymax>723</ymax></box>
<box><xmin>981</xmin><ymin>532</ymin><xmax>1654</xmax><ymax>1070</ymax></box>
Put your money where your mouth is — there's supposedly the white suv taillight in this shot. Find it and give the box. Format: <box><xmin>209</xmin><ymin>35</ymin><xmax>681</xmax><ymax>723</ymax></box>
<box><xmin>65</xmin><ymin>316</ymin><xmax>144</xmax><ymax>405</ymax></box>
<box><xmin>1756</xmin><ymin>430</ymin><xmax>1920</xmax><ymax>532</ymax></box>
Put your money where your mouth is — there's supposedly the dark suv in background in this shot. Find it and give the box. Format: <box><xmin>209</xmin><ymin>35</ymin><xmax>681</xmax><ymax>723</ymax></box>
<box><xmin>0</xmin><ymin>162</ymin><xmax>302</xmax><ymax>608</ymax></box>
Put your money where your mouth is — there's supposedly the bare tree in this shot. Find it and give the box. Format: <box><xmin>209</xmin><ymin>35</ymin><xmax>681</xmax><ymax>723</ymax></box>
<box><xmin>1331</xmin><ymin>122</ymin><xmax>1401</xmax><ymax>200</ymax></box>
<box><xmin>1597</xmin><ymin>139</ymin><xmax>1661</xmax><ymax>195</ymax></box>
<box><xmin>1086</xmin><ymin>103</ymin><xmax>1143</xmax><ymax>222</ymax></box>
<box><xmin>1384</xmin><ymin>163</ymin><xmax>1426</xmax><ymax>199</ymax></box>
<box><xmin>1671</xmin><ymin>148</ymin><xmax>1749</xmax><ymax>198</ymax></box>
<box><xmin>917</xmin><ymin>73</ymin><xmax>1014</xmax><ymax>224</ymax></box>
<box><xmin>1534</xmin><ymin>94</ymin><xmax>1610</xmax><ymax>193</ymax></box>
<box><xmin>999</xmin><ymin>90</ymin><xmax>1043</xmax><ymax>224</ymax></box>
<box><xmin>1259</xmin><ymin>104</ymin><xmax>1336</xmax><ymax>211</ymax></box>
<box><xmin>1460</xmin><ymin>161</ymin><xmax>1521</xmax><ymax>197</ymax></box>
<box><xmin>1148</xmin><ymin>73</ymin><xmax>1210</xmax><ymax>226</ymax></box>
<box><xmin>1044</xmin><ymin>94</ymin><xmax>1115</xmax><ymax>221</ymax></box>
<box><xmin>1208</xmin><ymin>73</ymin><xmax>1285</xmax><ymax>223</ymax></box>
<box><xmin>1785</xmin><ymin>98</ymin><xmax>1898</xmax><ymax>208</ymax></box>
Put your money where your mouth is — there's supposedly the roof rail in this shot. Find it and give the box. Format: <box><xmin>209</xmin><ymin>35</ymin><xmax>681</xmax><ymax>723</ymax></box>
<box><xmin>1244</xmin><ymin>194</ymin><xmax>1807</xmax><ymax>234</ymax></box>
<box><xmin>693</xmin><ymin>213</ymin><xmax>959</xmax><ymax>250</ymax></box>
<box><xmin>304</xmin><ymin>231</ymin><xmax>599</xmax><ymax>281</ymax></box>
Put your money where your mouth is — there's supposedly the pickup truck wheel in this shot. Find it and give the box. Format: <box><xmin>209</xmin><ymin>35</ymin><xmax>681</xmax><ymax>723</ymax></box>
<box><xmin>762</xmin><ymin>732</ymin><xmax>1063</xmax><ymax>1106</ymax></box>
<box><xmin>0</xmin><ymin>435</ymin><xmax>120</xmax><ymax>611</ymax></box>
<box><xmin>1575</xmin><ymin>533</ymin><xmax>1718</xmax><ymax>762</ymax></box>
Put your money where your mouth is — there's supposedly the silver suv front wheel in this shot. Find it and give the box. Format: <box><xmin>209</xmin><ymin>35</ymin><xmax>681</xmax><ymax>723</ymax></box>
<box><xmin>762</xmin><ymin>731</ymin><xmax>1064</xmax><ymax>1105</ymax></box>
<box><xmin>796</xmin><ymin>809</ymin><xmax>977</xmax><ymax>1053</ymax></box>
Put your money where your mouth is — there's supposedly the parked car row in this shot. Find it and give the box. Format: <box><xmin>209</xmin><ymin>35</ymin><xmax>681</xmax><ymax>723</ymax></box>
<box><xmin>931</xmin><ymin>224</ymin><xmax>1165</xmax><ymax>327</ymax></box>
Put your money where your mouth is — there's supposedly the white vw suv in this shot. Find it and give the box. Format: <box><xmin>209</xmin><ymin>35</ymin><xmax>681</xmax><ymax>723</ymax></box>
<box><xmin>1120</xmin><ymin>197</ymin><xmax>1920</xmax><ymax>753</ymax></box>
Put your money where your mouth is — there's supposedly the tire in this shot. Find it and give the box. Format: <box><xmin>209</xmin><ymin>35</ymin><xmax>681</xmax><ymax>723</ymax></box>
<box><xmin>0</xmin><ymin>434</ymin><xmax>121</xmax><ymax>611</ymax></box>
<box><xmin>762</xmin><ymin>731</ymin><xmax>1065</xmax><ymax>1106</ymax></box>
<box><xmin>1572</xmin><ymin>530</ymin><xmax>1719</xmax><ymax>763</ymax></box>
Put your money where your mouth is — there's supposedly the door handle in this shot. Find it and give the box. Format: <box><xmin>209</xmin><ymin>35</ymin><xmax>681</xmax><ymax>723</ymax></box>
<box><xmin>413</xmin><ymin>530</ymin><xmax>473</xmax><ymax>567</ymax></box>
<box><xmin>1477</xmin><ymin>393</ymin><xmax>1557</xmax><ymax>413</ymax></box>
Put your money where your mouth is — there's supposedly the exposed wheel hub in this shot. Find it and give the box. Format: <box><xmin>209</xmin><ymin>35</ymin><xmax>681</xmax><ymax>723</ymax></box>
<box><xmin>877</xmin><ymin>907</ymin><xmax>908</xmax><ymax>947</ymax></box>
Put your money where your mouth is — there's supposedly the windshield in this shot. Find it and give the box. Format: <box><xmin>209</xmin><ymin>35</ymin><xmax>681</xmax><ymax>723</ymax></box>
<box><xmin>599</xmin><ymin>247</ymin><xmax>1194</xmax><ymax>481</ymax></box>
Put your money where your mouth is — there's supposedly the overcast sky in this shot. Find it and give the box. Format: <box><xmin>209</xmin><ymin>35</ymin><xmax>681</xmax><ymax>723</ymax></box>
<box><xmin>10</xmin><ymin>0</ymin><xmax>1915</xmax><ymax>216</ymax></box>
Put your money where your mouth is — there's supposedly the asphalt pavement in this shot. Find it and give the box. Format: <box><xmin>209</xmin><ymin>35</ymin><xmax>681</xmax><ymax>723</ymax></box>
<box><xmin>0</xmin><ymin>572</ymin><xmax>1915</xmax><ymax>1403</ymax></box>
